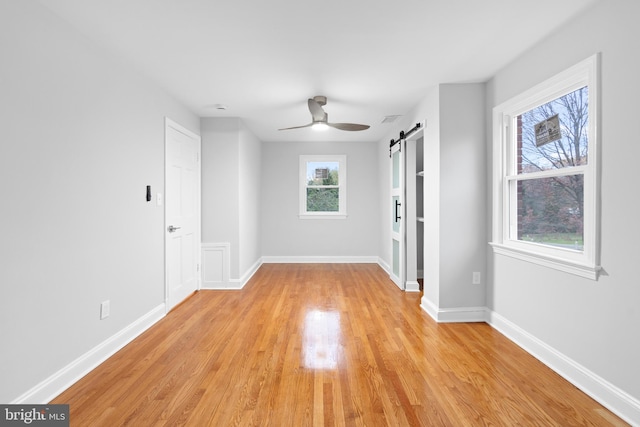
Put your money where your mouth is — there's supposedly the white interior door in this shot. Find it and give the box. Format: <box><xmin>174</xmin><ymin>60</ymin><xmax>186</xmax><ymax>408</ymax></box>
<box><xmin>165</xmin><ymin>118</ymin><xmax>201</xmax><ymax>311</ymax></box>
<box><xmin>390</xmin><ymin>140</ymin><xmax>405</xmax><ymax>290</ymax></box>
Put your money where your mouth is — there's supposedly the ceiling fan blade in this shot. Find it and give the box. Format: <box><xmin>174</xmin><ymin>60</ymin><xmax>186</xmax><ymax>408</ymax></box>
<box><xmin>328</xmin><ymin>123</ymin><xmax>370</xmax><ymax>131</ymax></box>
<box><xmin>278</xmin><ymin>123</ymin><xmax>313</xmax><ymax>131</ymax></box>
<box><xmin>308</xmin><ymin>98</ymin><xmax>326</xmax><ymax>122</ymax></box>
<box><xmin>282</xmin><ymin>97</ymin><xmax>368</xmax><ymax>132</ymax></box>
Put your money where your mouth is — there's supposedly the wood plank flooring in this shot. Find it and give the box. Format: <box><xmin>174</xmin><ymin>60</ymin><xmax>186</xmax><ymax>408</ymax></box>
<box><xmin>51</xmin><ymin>264</ymin><xmax>627</xmax><ymax>426</ymax></box>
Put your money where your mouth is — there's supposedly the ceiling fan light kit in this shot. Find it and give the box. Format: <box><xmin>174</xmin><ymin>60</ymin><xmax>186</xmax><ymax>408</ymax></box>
<box><xmin>279</xmin><ymin>96</ymin><xmax>370</xmax><ymax>132</ymax></box>
<box><xmin>311</xmin><ymin>122</ymin><xmax>329</xmax><ymax>131</ymax></box>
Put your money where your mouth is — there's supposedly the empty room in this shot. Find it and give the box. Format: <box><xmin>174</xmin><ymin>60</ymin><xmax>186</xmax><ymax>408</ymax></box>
<box><xmin>1</xmin><ymin>0</ymin><xmax>639</xmax><ymax>425</ymax></box>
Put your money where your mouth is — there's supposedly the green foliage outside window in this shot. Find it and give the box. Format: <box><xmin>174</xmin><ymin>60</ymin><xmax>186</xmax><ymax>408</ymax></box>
<box><xmin>301</xmin><ymin>157</ymin><xmax>345</xmax><ymax>216</ymax></box>
<box><xmin>307</xmin><ymin>188</ymin><xmax>339</xmax><ymax>212</ymax></box>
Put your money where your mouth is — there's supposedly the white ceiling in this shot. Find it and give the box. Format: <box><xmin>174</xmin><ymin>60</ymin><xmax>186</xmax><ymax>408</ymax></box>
<box><xmin>37</xmin><ymin>0</ymin><xmax>598</xmax><ymax>143</ymax></box>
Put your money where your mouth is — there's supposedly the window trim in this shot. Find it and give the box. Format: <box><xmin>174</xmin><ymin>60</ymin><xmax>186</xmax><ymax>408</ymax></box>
<box><xmin>491</xmin><ymin>54</ymin><xmax>601</xmax><ymax>280</ymax></box>
<box><xmin>299</xmin><ymin>154</ymin><xmax>347</xmax><ymax>219</ymax></box>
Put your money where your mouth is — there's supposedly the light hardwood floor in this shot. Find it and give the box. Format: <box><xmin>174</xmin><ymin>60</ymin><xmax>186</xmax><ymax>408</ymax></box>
<box><xmin>52</xmin><ymin>264</ymin><xmax>627</xmax><ymax>426</ymax></box>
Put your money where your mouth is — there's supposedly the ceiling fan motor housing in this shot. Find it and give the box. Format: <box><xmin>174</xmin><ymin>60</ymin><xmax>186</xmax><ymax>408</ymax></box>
<box><xmin>278</xmin><ymin>95</ymin><xmax>369</xmax><ymax>131</ymax></box>
<box><xmin>313</xmin><ymin>95</ymin><xmax>327</xmax><ymax>106</ymax></box>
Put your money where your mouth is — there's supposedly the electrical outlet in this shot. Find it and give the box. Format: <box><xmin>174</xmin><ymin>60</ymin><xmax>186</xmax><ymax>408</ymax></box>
<box><xmin>472</xmin><ymin>272</ymin><xmax>481</xmax><ymax>285</ymax></box>
<box><xmin>100</xmin><ymin>300</ymin><xmax>110</xmax><ymax>320</ymax></box>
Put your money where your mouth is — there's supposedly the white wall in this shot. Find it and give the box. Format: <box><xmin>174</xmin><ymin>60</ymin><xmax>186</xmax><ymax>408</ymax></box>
<box><xmin>201</xmin><ymin>118</ymin><xmax>241</xmax><ymax>279</ymax></box>
<box><xmin>419</xmin><ymin>88</ymin><xmax>441</xmax><ymax>305</ymax></box>
<box><xmin>378</xmin><ymin>84</ymin><xmax>487</xmax><ymax>312</ymax></box>
<box><xmin>201</xmin><ymin>118</ymin><xmax>262</xmax><ymax>282</ymax></box>
<box><xmin>5</xmin><ymin>0</ymin><xmax>635</xmax><ymax>420</ymax></box>
<box><xmin>238</xmin><ymin>124</ymin><xmax>262</xmax><ymax>277</ymax></box>
<box><xmin>0</xmin><ymin>1</ymin><xmax>198</xmax><ymax>403</ymax></box>
<box><xmin>261</xmin><ymin>141</ymin><xmax>379</xmax><ymax>259</ymax></box>
<box><xmin>486</xmin><ymin>0</ymin><xmax>640</xmax><ymax>418</ymax></box>
<box><xmin>438</xmin><ymin>84</ymin><xmax>486</xmax><ymax>308</ymax></box>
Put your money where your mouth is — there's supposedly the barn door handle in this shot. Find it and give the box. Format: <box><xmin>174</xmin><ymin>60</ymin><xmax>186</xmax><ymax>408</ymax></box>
<box><xmin>167</xmin><ymin>225</ymin><xmax>181</xmax><ymax>233</ymax></box>
<box><xmin>395</xmin><ymin>200</ymin><xmax>401</xmax><ymax>222</ymax></box>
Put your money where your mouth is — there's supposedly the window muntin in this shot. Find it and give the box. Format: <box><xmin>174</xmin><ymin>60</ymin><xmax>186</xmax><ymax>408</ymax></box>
<box><xmin>299</xmin><ymin>155</ymin><xmax>346</xmax><ymax>218</ymax></box>
<box><xmin>508</xmin><ymin>86</ymin><xmax>589</xmax><ymax>251</ymax></box>
<box><xmin>492</xmin><ymin>54</ymin><xmax>600</xmax><ymax>279</ymax></box>
<box><xmin>306</xmin><ymin>161</ymin><xmax>340</xmax><ymax>212</ymax></box>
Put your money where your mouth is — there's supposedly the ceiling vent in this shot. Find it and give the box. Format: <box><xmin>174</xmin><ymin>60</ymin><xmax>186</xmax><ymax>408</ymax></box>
<box><xmin>381</xmin><ymin>115</ymin><xmax>401</xmax><ymax>124</ymax></box>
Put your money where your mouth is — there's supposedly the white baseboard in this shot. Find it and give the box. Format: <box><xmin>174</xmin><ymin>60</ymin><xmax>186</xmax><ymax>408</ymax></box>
<box><xmin>376</xmin><ymin>260</ymin><xmax>420</xmax><ymax>292</ymax></box>
<box><xmin>11</xmin><ymin>303</ymin><xmax>166</xmax><ymax>404</ymax></box>
<box><xmin>405</xmin><ymin>280</ymin><xmax>421</xmax><ymax>292</ymax></box>
<box><xmin>420</xmin><ymin>296</ymin><xmax>439</xmax><ymax>320</ymax></box>
<box><xmin>486</xmin><ymin>310</ymin><xmax>640</xmax><ymax>426</ymax></box>
<box><xmin>420</xmin><ymin>297</ymin><xmax>487</xmax><ymax>323</ymax></box>
<box><xmin>239</xmin><ymin>258</ymin><xmax>262</xmax><ymax>287</ymax></box>
<box><xmin>261</xmin><ymin>255</ymin><xmax>379</xmax><ymax>264</ymax></box>
<box><xmin>200</xmin><ymin>257</ymin><xmax>263</xmax><ymax>290</ymax></box>
<box><xmin>207</xmin><ymin>278</ymin><xmax>244</xmax><ymax>290</ymax></box>
<box><xmin>419</xmin><ymin>302</ymin><xmax>640</xmax><ymax>424</ymax></box>
<box><xmin>377</xmin><ymin>258</ymin><xmax>391</xmax><ymax>275</ymax></box>
<box><xmin>220</xmin><ymin>258</ymin><xmax>262</xmax><ymax>290</ymax></box>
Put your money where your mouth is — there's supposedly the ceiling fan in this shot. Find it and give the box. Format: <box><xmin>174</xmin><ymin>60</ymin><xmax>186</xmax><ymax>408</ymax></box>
<box><xmin>278</xmin><ymin>96</ymin><xmax>370</xmax><ymax>132</ymax></box>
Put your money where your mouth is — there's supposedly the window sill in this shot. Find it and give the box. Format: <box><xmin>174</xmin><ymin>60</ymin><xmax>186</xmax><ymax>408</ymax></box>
<box><xmin>299</xmin><ymin>214</ymin><xmax>347</xmax><ymax>220</ymax></box>
<box><xmin>489</xmin><ymin>242</ymin><xmax>601</xmax><ymax>280</ymax></box>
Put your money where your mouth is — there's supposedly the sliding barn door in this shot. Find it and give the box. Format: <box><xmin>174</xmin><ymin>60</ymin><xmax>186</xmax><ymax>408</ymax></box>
<box><xmin>390</xmin><ymin>140</ymin><xmax>405</xmax><ymax>290</ymax></box>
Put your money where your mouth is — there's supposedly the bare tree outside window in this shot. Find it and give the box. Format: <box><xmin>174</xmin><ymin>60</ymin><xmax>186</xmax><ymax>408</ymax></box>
<box><xmin>517</xmin><ymin>86</ymin><xmax>588</xmax><ymax>250</ymax></box>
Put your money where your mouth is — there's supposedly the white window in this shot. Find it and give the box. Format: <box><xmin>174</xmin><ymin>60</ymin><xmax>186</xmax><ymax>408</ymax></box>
<box><xmin>491</xmin><ymin>54</ymin><xmax>601</xmax><ymax>279</ymax></box>
<box><xmin>299</xmin><ymin>155</ymin><xmax>347</xmax><ymax>219</ymax></box>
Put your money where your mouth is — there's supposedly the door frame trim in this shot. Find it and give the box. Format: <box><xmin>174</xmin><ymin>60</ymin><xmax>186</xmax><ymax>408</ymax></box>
<box><xmin>164</xmin><ymin>117</ymin><xmax>202</xmax><ymax>312</ymax></box>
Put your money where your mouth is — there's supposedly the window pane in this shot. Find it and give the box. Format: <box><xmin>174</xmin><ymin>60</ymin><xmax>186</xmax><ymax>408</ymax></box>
<box><xmin>518</xmin><ymin>86</ymin><xmax>588</xmax><ymax>173</ymax></box>
<box><xmin>392</xmin><ymin>151</ymin><xmax>400</xmax><ymax>189</ymax></box>
<box><xmin>307</xmin><ymin>188</ymin><xmax>339</xmax><ymax>212</ymax></box>
<box><xmin>514</xmin><ymin>174</ymin><xmax>584</xmax><ymax>250</ymax></box>
<box><xmin>307</xmin><ymin>161</ymin><xmax>339</xmax><ymax>186</ymax></box>
<box><xmin>392</xmin><ymin>239</ymin><xmax>400</xmax><ymax>277</ymax></box>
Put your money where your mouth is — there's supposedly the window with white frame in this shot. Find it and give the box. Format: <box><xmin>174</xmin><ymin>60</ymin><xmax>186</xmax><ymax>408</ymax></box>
<box><xmin>491</xmin><ymin>54</ymin><xmax>600</xmax><ymax>279</ymax></box>
<box><xmin>299</xmin><ymin>155</ymin><xmax>347</xmax><ymax>219</ymax></box>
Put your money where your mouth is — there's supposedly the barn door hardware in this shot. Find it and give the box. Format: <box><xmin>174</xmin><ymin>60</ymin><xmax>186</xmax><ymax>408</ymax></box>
<box><xmin>389</xmin><ymin>122</ymin><xmax>422</xmax><ymax>157</ymax></box>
